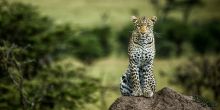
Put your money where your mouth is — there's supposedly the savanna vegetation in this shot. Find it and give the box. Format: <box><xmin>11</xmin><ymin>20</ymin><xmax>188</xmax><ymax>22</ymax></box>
<box><xmin>0</xmin><ymin>0</ymin><xmax>220</xmax><ymax>110</ymax></box>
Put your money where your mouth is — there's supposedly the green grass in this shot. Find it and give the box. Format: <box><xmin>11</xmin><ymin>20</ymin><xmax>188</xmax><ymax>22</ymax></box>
<box><xmin>12</xmin><ymin>0</ymin><xmax>220</xmax><ymax>30</ymax></box>
<box><xmin>13</xmin><ymin>0</ymin><xmax>155</xmax><ymax>29</ymax></box>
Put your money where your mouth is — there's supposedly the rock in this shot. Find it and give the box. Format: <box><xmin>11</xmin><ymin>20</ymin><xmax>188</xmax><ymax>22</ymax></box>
<box><xmin>109</xmin><ymin>87</ymin><xmax>211</xmax><ymax>110</ymax></box>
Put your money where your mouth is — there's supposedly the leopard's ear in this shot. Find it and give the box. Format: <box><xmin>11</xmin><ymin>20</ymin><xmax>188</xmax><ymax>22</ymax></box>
<box><xmin>130</xmin><ymin>16</ymin><xmax>138</xmax><ymax>24</ymax></box>
<box><xmin>142</xmin><ymin>16</ymin><xmax>147</xmax><ymax>21</ymax></box>
<box><xmin>150</xmin><ymin>16</ymin><xmax>157</xmax><ymax>24</ymax></box>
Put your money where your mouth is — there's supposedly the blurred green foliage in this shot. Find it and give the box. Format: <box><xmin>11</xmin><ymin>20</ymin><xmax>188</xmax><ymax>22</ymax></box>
<box><xmin>0</xmin><ymin>0</ymin><xmax>112</xmax><ymax>64</ymax></box>
<box><xmin>0</xmin><ymin>42</ymin><xmax>99</xmax><ymax>110</ymax></box>
<box><xmin>0</xmin><ymin>1</ymin><xmax>100</xmax><ymax>110</ymax></box>
<box><xmin>191</xmin><ymin>20</ymin><xmax>220</xmax><ymax>54</ymax></box>
<box><xmin>117</xmin><ymin>23</ymin><xmax>133</xmax><ymax>54</ymax></box>
<box><xmin>170</xmin><ymin>56</ymin><xmax>220</xmax><ymax>108</ymax></box>
<box><xmin>71</xmin><ymin>25</ymin><xmax>112</xmax><ymax>64</ymax></box>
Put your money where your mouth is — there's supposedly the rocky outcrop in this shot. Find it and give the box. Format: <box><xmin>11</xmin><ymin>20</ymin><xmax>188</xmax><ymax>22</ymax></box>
<box><xmin>109</xmin><ymin>87</ymin><xmax>211</xmax><ymax>110</ymax></box>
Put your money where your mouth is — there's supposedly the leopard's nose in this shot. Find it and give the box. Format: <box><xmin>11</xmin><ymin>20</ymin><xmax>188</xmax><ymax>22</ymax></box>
<box><xmin>140</xmin><ymin>32</ymin><xmax>146</xmax><ymax>36</ymax></box>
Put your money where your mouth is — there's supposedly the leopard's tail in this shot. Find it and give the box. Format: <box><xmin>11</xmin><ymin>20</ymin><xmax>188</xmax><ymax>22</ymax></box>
<box><xmin>120</xmin><ymin>70</ymin><xmax>132</xmax><ymax>96</ymax></box>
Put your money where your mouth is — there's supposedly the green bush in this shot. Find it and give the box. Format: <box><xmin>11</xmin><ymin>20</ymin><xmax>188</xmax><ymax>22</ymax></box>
<box><xmin>169</xmin><ymin>56</ymin><xmax>220</xmax><ymax>109</ymax></box>
<box><xmin>26</xmin><ymin>65</ymin><xmax>99</xmax><ymax>110</ymax></box>
<box><xmin>117</xmin><ymin>23</ymin><xmax>133</xmax><ymax>54</ymax></box>
<box><xmin>191</xmin><ymin>20</ymin><xmax>220</xmax><ymax>54</ymax></box>
<box><xmin>155</xmin><ymin>40</ymin><xmax>177</xmax><ymax>57</ymax></box>
<box><xmin>0</xmin><ymin>41</ymin><xmax>100</xmax><ymax>110</ymax></box>
<box><xmin>155</xmin><ymin>19</ymin><xmax>195</xmax><ymax>57</ymax></box>
<box><xmin>91</xmin><ymin>25</ymin><xmax>112</xmax><ymax>56</ymax></box>
<box><xmin>71</xmin><ymin>33</ymin><xmax>104</xmax><ymax>64</ymax></box>
<box><xmin>0</xmin><ymin>1</ymin><xmax>102</xmax><ymax>110</ymax></box>
<box><xmin>64</xmin><ymin>24</ymin><xmax>112</xmax><ymax>64</ymax></box>
<box><xmin>0</xmin><ymin>1</ymin><xmax>52</xmax><ymax>47</ymax></box>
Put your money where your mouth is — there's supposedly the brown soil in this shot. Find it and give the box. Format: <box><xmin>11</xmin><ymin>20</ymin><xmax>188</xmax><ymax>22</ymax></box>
<box><xmin>109</xmin><ymin>87</ymin><xmax>211</xmax><ymax>110</ymax></box>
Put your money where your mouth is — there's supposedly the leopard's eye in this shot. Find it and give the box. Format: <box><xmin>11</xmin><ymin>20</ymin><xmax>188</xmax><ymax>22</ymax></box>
<box><xmin>148</xmin><ymin>21</ymin><xmax>153</xmax><ymax>26</ymax></box>
<box><xmin>146</xmin><ymin>23</ymin><xmax>150</xmax><ymax>26</ymax></box>
<box><xmin>136</xmin><ymin>24</ymin><xmax>140</xmax><ymax>27</ymax></box>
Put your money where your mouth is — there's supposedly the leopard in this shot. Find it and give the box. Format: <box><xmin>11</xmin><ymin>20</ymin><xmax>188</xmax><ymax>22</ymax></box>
<box><xmin>120</xmin><ymin>15</ymin><xmax>157</xmax><ymax>97</ymax></box>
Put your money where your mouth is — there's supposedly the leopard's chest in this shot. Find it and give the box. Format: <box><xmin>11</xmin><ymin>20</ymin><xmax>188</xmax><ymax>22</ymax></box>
<box><xmin>128</xmin><ymin>32</ymin><xmax>155</xmax><ymax>65</ymax></box>
<box><xmin>129</xmin><ymin>45</ymin><xmax>155</xmax><ymax>65</ymax></box>
<box><xmin>129</xmin><ymin>36</ymin><xmax>155</xmax><ymax>55</ymax></box>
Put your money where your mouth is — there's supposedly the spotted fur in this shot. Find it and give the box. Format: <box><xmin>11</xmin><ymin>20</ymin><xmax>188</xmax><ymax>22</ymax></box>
<box><xmin>120</xmin><ymin>16</ymin><xmax>157</xmax><ymax>97</ymax></box>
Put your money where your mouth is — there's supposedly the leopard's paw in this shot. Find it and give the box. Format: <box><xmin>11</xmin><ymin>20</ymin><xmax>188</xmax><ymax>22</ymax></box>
<box><xmin>131</xmin><ymin>88</ymin><xmax>143</xmax><ymax>96</ymax></box>
<box><xmin>143</xmin><ymin>90</ymin><xmax>154</xmax><ymax>98</ymax></box>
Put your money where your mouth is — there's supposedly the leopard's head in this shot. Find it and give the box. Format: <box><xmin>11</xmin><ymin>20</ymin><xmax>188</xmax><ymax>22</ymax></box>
<box><xmin>131</xmin><ymin>16</ymin><xmax>157</xmax><ymax>37</ymax></box>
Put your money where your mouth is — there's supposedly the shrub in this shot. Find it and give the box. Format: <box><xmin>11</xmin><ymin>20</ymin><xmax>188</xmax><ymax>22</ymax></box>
<box><xmin>169</xmin><ymin>56</ymin><xmax>220</xmax><ymax>108</ymax></box>
<box><xmin>0</xmin><ymin>1</ymin><xmax>52</xmax><ymax>46</ymax></box>
<box><xmin>0</xmin><ymin>1</ymin><xmax>101</xmax><ymax>110</ymax></box>
<box><xmin>0</xmin><ymin>41</ymin><xmax>100</xmax><ymax>110</ymax></box>
<box><xmin>117</xmin><ymin>23</ymin><xmax>133</xmax><ymax>54</ymax></box>
<box><xmin>71</xmin><ymin>33</ymin><xmax>104</xmax><ymax>64</ymax></box>
<box><xmin>191</xmin><ymin>20</ymin><xmax>220</xmax><ymax>54</ymax></box>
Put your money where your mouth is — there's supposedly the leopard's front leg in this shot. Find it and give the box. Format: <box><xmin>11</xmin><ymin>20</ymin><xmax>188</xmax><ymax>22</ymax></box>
<box><xmin>142</xmin><ymin>59</ymin><xmax>155</xmax><ymax>97</ymax></box>
<box><xmin>129</xmin><ymin>55</ymin><xmax>143</xmax><ymax>96</ymax></box>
